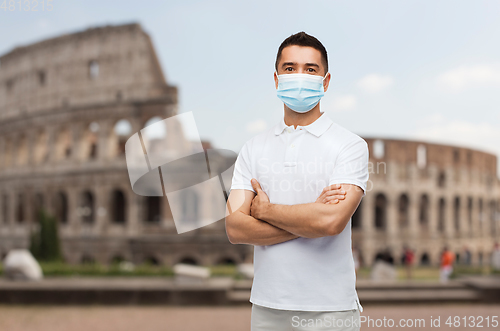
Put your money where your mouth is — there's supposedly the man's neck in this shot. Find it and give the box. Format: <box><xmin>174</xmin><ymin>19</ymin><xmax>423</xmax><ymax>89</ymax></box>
<box><xmin>283</xmin><ymin>103</ymin><xmax>322</xmax><ymax>129</ymax></box>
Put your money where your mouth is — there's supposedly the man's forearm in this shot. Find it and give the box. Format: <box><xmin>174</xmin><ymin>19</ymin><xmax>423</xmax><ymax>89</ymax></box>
<box><xmin>259</xmin><ymin>202</ymin><xmax>335</xmax><ymax>238</ymax></box>
<box><xmin>225</xmin><ymin>211</ymin><xmax>300</xmax><ymax>246</ymax></box>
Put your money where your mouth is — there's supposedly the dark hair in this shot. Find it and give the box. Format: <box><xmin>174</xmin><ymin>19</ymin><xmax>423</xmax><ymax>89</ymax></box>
<box><xmin>275</xmin><ymin>31</ymin><xmax>328</xmax><ymax>74</ymax></box>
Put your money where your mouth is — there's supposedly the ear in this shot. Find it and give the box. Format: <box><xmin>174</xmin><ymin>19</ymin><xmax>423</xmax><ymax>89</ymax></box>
<box><xmin>323</xmin><ymin>72</ymin><xmax>331</xmax><ymax>92</ymax></box>
<box><xmin>274</xmin><ymin>71</ymin><xmax>279</xmax><ymax>89</ymax></box>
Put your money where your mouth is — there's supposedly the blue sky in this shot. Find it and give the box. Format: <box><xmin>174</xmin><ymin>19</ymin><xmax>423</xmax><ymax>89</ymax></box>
<box><xmin>1</xmin><ymin>0</ymin><xmax>500</xmax><ymax>176</ymax></box>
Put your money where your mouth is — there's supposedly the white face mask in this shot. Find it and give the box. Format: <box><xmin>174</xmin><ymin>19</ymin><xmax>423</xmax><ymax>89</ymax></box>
<box><xmin>275</xmin><ymin>72</ymin><xmax>328</xmax><ymax>113</ymax></box>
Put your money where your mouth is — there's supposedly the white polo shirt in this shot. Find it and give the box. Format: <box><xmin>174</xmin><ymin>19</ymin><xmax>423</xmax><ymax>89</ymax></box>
<box><xmin>229</xmin><ymin>111</ymin><xmax>369</xmax><ymax>312</ymax></box>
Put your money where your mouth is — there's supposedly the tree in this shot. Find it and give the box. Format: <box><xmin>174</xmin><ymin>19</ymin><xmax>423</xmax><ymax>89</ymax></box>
<box><xmin>29</xmin><ymin>208</ymin><xmax>63</xmax><ymax>262</ymax></box>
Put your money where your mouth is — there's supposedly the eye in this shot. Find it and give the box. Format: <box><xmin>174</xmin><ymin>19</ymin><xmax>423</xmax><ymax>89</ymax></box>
<box><xmin>307</xmin><ymin>68</ymin><xmax>316</xmax><ymax>72</ymax></box>
<box><xmin>285</xmin><ymin>67</ymin><xmax>293</xmax><ymax>71</ymax></box>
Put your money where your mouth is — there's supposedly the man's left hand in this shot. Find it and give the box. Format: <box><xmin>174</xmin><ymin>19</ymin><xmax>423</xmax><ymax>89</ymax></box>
<box><xmin>250</xmin><ymin>178</ymin><xmax>270</xmax><ymax>220</ymax></box>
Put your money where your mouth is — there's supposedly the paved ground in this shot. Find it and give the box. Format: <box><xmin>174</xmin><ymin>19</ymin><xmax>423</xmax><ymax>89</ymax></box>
<box><xmin>0</xmin><ymin>303</ymin><xmax>499</xmax><ymax>331</ymax></box>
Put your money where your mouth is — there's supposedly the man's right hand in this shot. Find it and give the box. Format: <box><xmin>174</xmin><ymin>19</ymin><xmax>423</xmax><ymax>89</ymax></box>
<box><xmin>315</xmin><ymin>184</ymin><xmax>346</xmax><ymax>205</ymax></box>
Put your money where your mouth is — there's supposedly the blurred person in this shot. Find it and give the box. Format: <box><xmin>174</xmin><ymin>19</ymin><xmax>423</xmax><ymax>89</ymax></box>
<box><xmin>403</xmin><ymin>245</ymin><xmax>415</xmax><ymax>280</ymax></box>
<box><xmin>440</xmin><ymin>246</ymin><xmax>455</xmax><ymax>283</ymax></box>
<box><xmin>226</xmin><ymin>31</ymin><xmax>368</xmax><ymax>331</ymax></box>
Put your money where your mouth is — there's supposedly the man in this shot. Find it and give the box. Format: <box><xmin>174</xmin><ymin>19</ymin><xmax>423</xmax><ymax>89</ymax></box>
<box><xmin>225</xmin><ymin>31</ymin><xmax>369</xmax><ymax>331</ymax></box>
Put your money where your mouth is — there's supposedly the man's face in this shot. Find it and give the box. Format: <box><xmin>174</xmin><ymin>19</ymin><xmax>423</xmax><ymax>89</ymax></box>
<box><xmin>274</xmin><ymin>45</ymin><xmax>330</xmax><ymax>91</ymax></box>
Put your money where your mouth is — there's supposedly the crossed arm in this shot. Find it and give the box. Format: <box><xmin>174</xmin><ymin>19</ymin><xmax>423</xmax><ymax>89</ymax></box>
<box><xmin>224</xmin><ymin>179</ymin><xmax>364</xmax><ymax>245</ymax></box>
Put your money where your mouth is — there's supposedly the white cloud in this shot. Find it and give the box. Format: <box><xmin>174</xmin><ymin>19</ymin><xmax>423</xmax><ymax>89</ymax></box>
<box><xmin>246</xmin><ymin>119</ymin><xmax>268</xmax><ymax>134</ymax></box>
<box><xmin>436</xmin><ymin>64</ymin><xmax>500</xmax><ymax>91</ymax></box>
<box><xmin>357</xmin><ymin>74</ymin><xmax>394</xmax><ymax>93</ymax></box>
<box><xmin>331</xmin><ymin>94</ymin><xmax>357</xmax><ymax>111</ymax></box>
<box><xmin>411</xmin><ymin>115</ymin><xmax>500</xmax><ymax>177</ymax></box>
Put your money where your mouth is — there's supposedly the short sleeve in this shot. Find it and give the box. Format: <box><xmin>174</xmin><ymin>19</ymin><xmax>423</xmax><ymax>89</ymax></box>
<box><xmin>229</xmin><ymin>141</ymin><xmax>256</xmax><ymax>194</ymax></box>
<box><xmin>329</xmin><ymin>138</ymin><xmax>369</xmax><ymax>197</ymax></box>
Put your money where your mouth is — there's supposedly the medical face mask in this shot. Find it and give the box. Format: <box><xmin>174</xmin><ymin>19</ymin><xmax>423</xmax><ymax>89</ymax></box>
<box><xmin>276</xmin><ymin>72</ymin><xmax>327</xmax><ymax>113</ymax></box>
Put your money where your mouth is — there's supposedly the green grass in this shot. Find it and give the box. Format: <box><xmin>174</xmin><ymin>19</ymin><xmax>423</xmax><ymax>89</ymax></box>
<box><xmin>0</xmin><ymin>261</ymin><xmax>241</xmax><ymax>278</ymax></box>
<box><xmin>1</xmin><ymin>261</ymin><xmax>498</xmax><ymax>280</ymax></box>
<box><xmin>39</xmin><ymin>261</ymin><xmax>175</xmax><ymax>277</ymax></box>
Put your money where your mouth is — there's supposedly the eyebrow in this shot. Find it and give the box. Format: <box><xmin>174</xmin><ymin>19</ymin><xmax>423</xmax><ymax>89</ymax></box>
<box><xmin>281</xmin><ymin>62</ymin><xmax>320</xmax><ymax>68</ymax></box>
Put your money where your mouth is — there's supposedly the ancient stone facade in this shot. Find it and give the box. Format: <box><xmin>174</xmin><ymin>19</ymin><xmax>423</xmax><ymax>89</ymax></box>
<box><xmin>0</xmin><ymin>23</ymin><xmax>250</xmax><ymax>266</ymax></box>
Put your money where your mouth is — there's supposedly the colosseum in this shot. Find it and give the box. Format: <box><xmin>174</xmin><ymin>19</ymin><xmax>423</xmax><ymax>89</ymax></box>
<box><xmin>0</xmin><ymin>22</ymin><xmax>499</xmax><ymax>268</ymax></box>
<box><xmin>353</xmin><ymin>137</ymin><xmax>500</xmax><ymax>267</ymax></box>
<box><xmin>0</xmin><ymin>22</ymin><xmax>250</xmax><ymax>266</ymax></box>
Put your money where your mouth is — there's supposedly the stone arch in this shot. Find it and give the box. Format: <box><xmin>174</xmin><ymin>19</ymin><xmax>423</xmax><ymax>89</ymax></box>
<box><xmin>177</xmin><ymin>256</ymin><xmax>199</xmax><ymax>265</ymax></box>
<box><xmin>145</xmin><ymin>196</ymin><xmax>161</xmax><ymax>223</ymax></box>
<box><xmin>38</xmin><ymin>70</ymin><xmax>46</xmax><ymax>86</ymax></box>
<box><xmin>438</xmin><ymin>197</ymin><xmax>446</xmax><ymax>233</ymax></box>
<box><xmin>2</xmin><ymin>137</ymin><xmax>13</xmax><ymax>168</ymax></box>
<box><xmin>33</xmin><ymin>192</ymin><xmax>45</xmax><ymax>222</ymax></box>
<box><xmin>437</xmin><ymin>171</ymin><xmax>446</xmax><ymax>188</ymax></box>
<box><xmin>467</xmin><ymin>197</ymin><xmax>473</xmax><ymax>234</ymax></box>
<box><xmin>398</xmin><ymin>193</ymin><xmax>410</xmax><ymax>228</ymax></box>
<box><xmin>1</xmin><ymin>193</ymin><xmax>8</xmax><ymax>224</ymax></box>
<box><xmin>453</xmin><ymin>149</ymin><xmax>460</xmax><ymax>163</ymax></box>
<box><xmin>490</xmin><ymin>200</ymin><xmax>497</xmax><ymax>236</ymax></box>
<box><xmin>110</xmin><ymin>189</ymin><xmax>126</xmax><ymax>224</ymax></box>
<box><xmin>79</xmin><ymin>190</ymin><xmax>95</xmax><ymax>224</ymax></box>
<box><xmin>454</xmin><ymin>196</ymin><xmax>461</xmax><ymax>232</ymax></box>
<box><xmin>419</xmin><ymin>194</ymin><xmax>429</xmax><ymax>227</ymax></box>
<box><xmin>478</xmin><ymin>198</ymin><xmax>484</xmax><ymax>230</ymax></box>
<box><xmin>140</xmin><ymin>116</ymin><xmax>167</xmax><ymax>156</ymax></box>
<box><xmin>15</xmin><ymin>192</ymin><xmax>25</xmax><ymax>223</ymax></box>
<box><xmin>352</xmin><ymin>199</ymin><xmax>362</xmax><ymax>228</ymax></box>
<box><xmin>54</xmin><ymin>126</ymin><xmax>72</xmax><ymax>161</ymax></box>
<box><xmin>53</xmin><ymin>191</ymin><xmax>68</xmax><ymax>224</ymax></box>
<box><xmin>16</xmin><ymin>134</ymin><xmax>28</xmax><ymax>166</ymax></box>
<box><xmin>374</xmin><ymin>193</ymin><xmax>387</xmax><ymax>230</ymax></box>
<box><xmin>34</xmin><ymin>129</ymin><xmax>49</xmax><ymax>164</ymax></box>
<box><xmin>89</xmin><ymin>59</ymin><xmax>99</xmax><ymax>79</ymax></box>
<box><xmin>80</xmin><ymin>122</ymin><xmax>99</xmax><ymax>160</ymax></box>
<box><xmin>110</xmin><ymin>118</ymin><xmax>132</xmax><ymax>158</ymax></box>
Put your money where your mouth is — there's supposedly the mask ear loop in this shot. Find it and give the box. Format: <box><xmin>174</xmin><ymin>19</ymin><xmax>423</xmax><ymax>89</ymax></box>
<box><xmin>321</xmin><ymin>72</ymin><xmax>329</xmax><ymax>91</ymax></box>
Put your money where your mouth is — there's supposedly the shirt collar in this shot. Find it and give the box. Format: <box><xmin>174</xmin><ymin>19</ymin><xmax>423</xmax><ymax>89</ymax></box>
<box><xmin>274</xmin><ymin>112</ymin><xmax>333</xmax><ymax>137</ymax></box>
